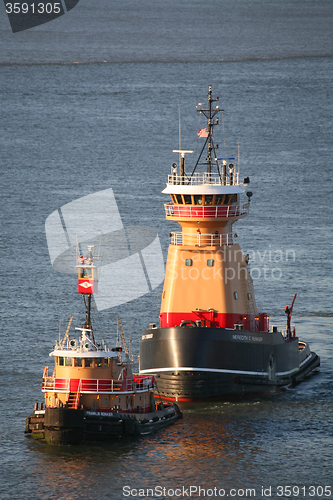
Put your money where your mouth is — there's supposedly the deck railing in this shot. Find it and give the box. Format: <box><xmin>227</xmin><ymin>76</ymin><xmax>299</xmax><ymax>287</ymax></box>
<box><xmin>42</xmin><ymin>376</ymin><xmax>155</xmax><ymax>394</ymax></box>
<box><xmin>79</xmin><ymin>378</ymin><xmax>125</xmax><ymax>392</ymax></box>
<box><xmin>170</xmin><ymin>232</ymin><xmax>234</xmax><ymax>247</ymax></box>
<box><xmin>164</xmin><ymin>202</ymin><xmax>249</xmax><ymax>218</ymax></box>
<box><xmin>42</xmin><ymin>377</ymin><xmax>69</xmax><ymax>392</ymax></box>
<box><xmin>167</xmin><ymin>171</ymin><xmax>240</xmax><ymax>186</ymax></box>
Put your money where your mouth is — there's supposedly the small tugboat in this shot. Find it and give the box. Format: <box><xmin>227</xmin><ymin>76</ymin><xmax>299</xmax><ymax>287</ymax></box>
<box><xmin>25</xmin><ymin>246</ymin><xmax>181</xmax><ymax>444</ymax></box>
<box><xmin>139</xmin><ymin>86</ymin><xmax>320</xmax><ymax>402</ymax></box>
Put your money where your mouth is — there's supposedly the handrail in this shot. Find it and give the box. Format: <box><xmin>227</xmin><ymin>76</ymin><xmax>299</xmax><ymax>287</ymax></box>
<box><xmin>75</xmin><ymin>379</ymin><xmax>82</xmax><ymax>409</ymax></box>
<box><xmin>164</xmin><ymin>202</ymin><xmax>249</xmax><ymax>218</ymax></box>
<box><xmin>42</xmin><ymin>377</ymin><xmax>69</xmax><ymax>392</ymax></box>
<box><xmin>167</xmin><ymin>171</ymin><xmax>240</xmax><ymax>186</ymax></box>
<box><xmin>79</xmin><ymin>378</ymin><xmax>125</xmax><ymax>392</ymax></box>
<box><xmin>42</xmin><ymin>376</ymin><xmax>155</xmax><ymax>394</ymax></box>
<box><xmin>170</xmin><ymin>232</ymin><xmax>234</xmax><ymax>247</ymax></box>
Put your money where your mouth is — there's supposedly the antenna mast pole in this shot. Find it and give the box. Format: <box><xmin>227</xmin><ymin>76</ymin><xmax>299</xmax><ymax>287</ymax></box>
<box><xmin>196</xmin><ymin>85</ymin><xmax>220</xmax><ymax>175</ymax></box>
<box><xmin>117</xmin><ymin>317</ymin><xmax>132</xmax><ymax>378</ymax></box>
<box><xmin>207</xmin><ymin>86</ymin><xmax>213</xmax><ymax>174</ymax></box>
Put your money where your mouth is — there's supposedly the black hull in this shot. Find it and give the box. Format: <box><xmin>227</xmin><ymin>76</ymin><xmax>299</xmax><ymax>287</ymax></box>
<box><xmin>139</xmin><ymin>326</ymin><xmax>320</xmax><ymax>402</ymax></box>
<box><xmin>25</xmin><ymin>404</ymin><xmax>182</xmax><ymax>445</ymax></box>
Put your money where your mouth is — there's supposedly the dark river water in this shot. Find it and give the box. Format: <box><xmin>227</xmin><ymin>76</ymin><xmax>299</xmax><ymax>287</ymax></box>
<box><xmin>0</xmin><ymin>1</ymin><xmax>332</xmax><ymax>499</ymax></box>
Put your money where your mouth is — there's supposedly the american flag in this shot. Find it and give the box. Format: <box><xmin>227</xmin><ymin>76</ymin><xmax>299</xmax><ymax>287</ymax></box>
<box><xmin>197</xmin><ymin>128</ymin><xmax>209</xmax><ymax>138</ymax></box>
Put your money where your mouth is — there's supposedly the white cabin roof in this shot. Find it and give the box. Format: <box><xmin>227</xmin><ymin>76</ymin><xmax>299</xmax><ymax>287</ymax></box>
<box><xmin>49</xmin><ymin>349</ymin><xmax>119</xmax><ymax>358</ymax></box>
<box><xmin>162</xmin><ymin>184</ymin><xmax>244</xmax><ymax>195</ymax></box>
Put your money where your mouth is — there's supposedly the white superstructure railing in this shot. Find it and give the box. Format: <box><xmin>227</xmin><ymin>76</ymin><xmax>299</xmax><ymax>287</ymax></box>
<box><xmin>170</xmin><ymin>232</ymin><xmax>234</xmax><ymax>247</ymax></box>
<box><xmin>167</xmin><ymin>171</ymin><xmax>240</xmax><ymax>186</ymax></box>
<box><xmin>42</xmin><ymin>377</ymin><xmax>155</xmax><ymax>394</ymax></box>
<box><xmin>164</xmin><ymin>202</ymin><xmax>249</xmax><ymax>218</ymax></box>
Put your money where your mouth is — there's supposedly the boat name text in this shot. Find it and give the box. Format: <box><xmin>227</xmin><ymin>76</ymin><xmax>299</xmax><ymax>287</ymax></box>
<box><xmin>232</xmin><ymin>334</ymin><xmax>263</xmax><ymax>342</ymax></box>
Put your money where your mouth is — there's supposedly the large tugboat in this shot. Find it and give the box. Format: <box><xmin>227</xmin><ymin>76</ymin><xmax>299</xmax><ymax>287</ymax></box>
<box><xmin>25</xmin><ymin>246</ymin><xmax>181</xmax><ymax>444</ymax></box>
<box><xmin>139</xmin><ymin>86</ymin><xmax>320</xmax><ymax>402</ymax></box>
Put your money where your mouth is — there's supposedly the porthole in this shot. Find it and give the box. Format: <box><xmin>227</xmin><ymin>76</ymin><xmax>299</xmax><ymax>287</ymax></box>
<box><xmin>185</xmin><ymin>259</ymin><xmax>193</xmax><ymax>266</ymax></box>
<box><xmin>234</xmin><ymin>292</ymin><xmax>239</xmax><ymax>300</ymax></box>
<box><xmin>207</xmin><ymin>259</ymin><xmax>214</xmax><ymax>267</ymax></box>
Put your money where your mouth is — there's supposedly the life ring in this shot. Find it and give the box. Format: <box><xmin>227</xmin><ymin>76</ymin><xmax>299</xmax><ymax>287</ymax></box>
<box><xmin>180</xmin><ymin>320</ymin><xmax>197</xmax><ymax>327</ymax></box>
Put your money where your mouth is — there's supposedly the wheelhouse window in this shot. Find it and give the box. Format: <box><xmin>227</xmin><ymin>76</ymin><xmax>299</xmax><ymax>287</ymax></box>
<box><xmin>84</xmin><ymin>358</ymin><xmax>93</xmax><ymax>368</ymax></box>
<box><xmin>74</xmin><ymin>358</ymin><xmax>82</xmax><ymax>367</ymax></box>
<box><xmin>80</xmin><ymin>267</ymin><xmax>92</xmax><ymax>278</ymax></box>
<box><xmin>95</xmin><ymin>358</ymin><xmax>103</xmax><ymax>368</ymax></box>
<box><xmin>193</xmin><ymin>195</ymin><xmax>203</xmax><ymax>205</ymax></box>
<box><xmin>170</xmin><ymin>193</ymin><xmax>237</xmax><ymax>207</ymax></box>
<box><xmin>65</xmin><ymin>357</ymin><xmax>72</xmax><ymax>367</ymax></box>
<box><xmin>204</xmin><ymin>195</ymin><xmax>214</xmax><ymax>205</ymax></box>
<box><xmin>214</xmin><ymin>194</ymin><xmax>237</xmax><ymax>205</ymax></box>
<box><xmin>58</xmin><ymin>357</ymin><xmax>64</xmax><ymax>366</ymax></box>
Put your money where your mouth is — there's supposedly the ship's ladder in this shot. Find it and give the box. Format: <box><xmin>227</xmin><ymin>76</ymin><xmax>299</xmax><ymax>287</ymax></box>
<box><xmin>67</xmin><ymin>391</ymin><xmax>79</xmax><ymax>409</ymax></box>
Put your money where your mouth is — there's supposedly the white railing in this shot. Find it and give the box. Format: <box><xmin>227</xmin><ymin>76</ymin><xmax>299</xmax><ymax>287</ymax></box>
<box><xmin>42</xmin><ymin>377</ymin><xmax>155</xmax><ymax>394</ymax></box>
<box><xmin>164</xmin><ymin>202</ymin><xmax>249</xmax><ymax>218</ymax></box>
<box><xmin>79</xmin><ymin>378</ymin><xmax>125</xmax><ymax>393</ymax></box>
<box><xmin>167</xmin><ymin>171</ymin><xmax>240</xmax><ymax>186</ymax></box>
<box><xmin>42</xmin><ymin>377</ymin><xmax>69</xmax><ymax>392</ymax></box>
<box><xmin>170</xmin><ymin>232</ymin><xmax>234</xmax><ymax>247</ymax></box>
